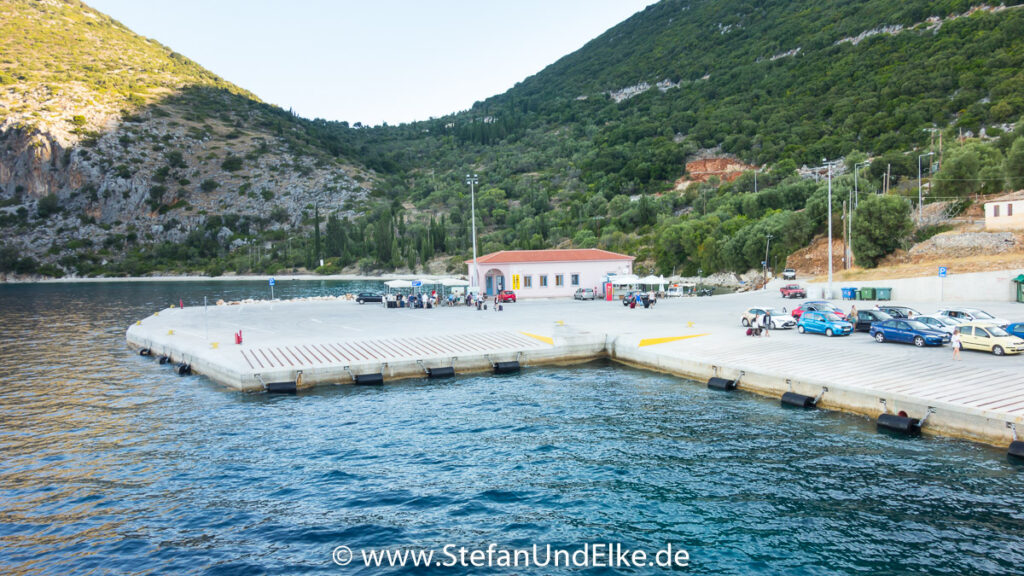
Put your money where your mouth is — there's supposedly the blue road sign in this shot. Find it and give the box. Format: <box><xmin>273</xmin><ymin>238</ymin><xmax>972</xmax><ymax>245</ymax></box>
<box><xmin>938</xmin><ymin>267</ymin><xmax>947</xmax><ymax>278</ymax></box>
<box><xmin>411</xmin><ymin>280</ymin><xmax>422</xmax><ymax>287</ymax></box>
<box><xmin>269</xmin><ymin>277</ymin><xmax>275</xmax><ymax>286</ymax></box>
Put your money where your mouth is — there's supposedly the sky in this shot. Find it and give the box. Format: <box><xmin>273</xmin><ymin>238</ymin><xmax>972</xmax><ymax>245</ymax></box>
<box><xmin>86</xmin><ymin>1</ymin><xmax>655</xmax><ymax>127</ymax></box>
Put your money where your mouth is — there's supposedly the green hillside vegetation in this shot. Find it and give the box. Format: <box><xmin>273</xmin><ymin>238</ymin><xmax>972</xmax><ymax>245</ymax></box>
<box><xmin>4</xmin><ymin>0</ymin><xmax>1024</xmax><ymax>278</ymax></box>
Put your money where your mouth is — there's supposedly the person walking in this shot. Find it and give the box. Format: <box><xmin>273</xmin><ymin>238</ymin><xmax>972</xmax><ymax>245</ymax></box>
<box><xmin>951</xmin><ymin>328</ymin><xmax>962</xmax><ymax>361</ymax></box>
<box><xmin>762</xmin><ymin>309</ymin><xmax>771</xmax><ymax>337</ymax></box>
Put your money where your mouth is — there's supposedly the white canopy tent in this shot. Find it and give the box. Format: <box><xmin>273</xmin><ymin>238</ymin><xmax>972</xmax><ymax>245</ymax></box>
<box><xmin>384</xmin><ymin>279</ymin><xmax>412</xmax><ymax>291</ymax></box>
<box><xmin>639</xmin><ymin>274</ymin><xmax>667</xmax><ymax>291</ymax></box>
<box><xmin>439</xmin><ymin>277</ymin><xmax>469</xmax><ymax>287</ymax></box>
<box><xmin>610</xmin><ymin>274</ymin><xmax>640</xmax><ymax>286</ymax></box>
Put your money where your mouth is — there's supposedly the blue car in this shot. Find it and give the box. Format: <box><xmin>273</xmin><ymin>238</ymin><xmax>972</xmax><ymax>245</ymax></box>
<box><xmin>870</xmin><ymin>319</ymin><xmax>950</xmax><ymax>347</ymax></box>
<box><xmin>797</xmin><ymin>311</ymin><xmax>853</xmax><ymax>336</ymax></box>
<box><xmin>1006</xmin><ymin>323</ymin><xmax>1024</xmax><ymax>339</ymax></box>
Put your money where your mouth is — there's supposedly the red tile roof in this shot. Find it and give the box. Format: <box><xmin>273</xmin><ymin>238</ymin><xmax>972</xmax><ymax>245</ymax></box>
<box><xmin>466</xmin><ymin>249</ymin><xmax>634</xmax><ymax>264</ymax></box>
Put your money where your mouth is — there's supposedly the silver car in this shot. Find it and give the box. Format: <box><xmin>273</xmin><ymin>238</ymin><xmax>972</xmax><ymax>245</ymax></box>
<box><xmin>574</xmin><ymin>288</ymin><xmax>596</xmax><ymax>300</ymax></box>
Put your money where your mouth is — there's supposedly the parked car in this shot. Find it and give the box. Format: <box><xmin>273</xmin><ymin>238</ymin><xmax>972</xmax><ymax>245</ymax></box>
<box><xmin>792</xmin><ymin>301</ymin><xmax>847</xmax><ymax>321</ymax></box>
<box><xmin>740</xmin><ymin>307</ymin><xmax>797</xmax><ymax>330</ymax></box>
<box><xmin>356</xmin><ymin>292</ymin><xmax>383</xmax><ymax>304</ymax></box>
<box><xmin>497</xmin><ymin>290</ymin><xmax>517</xmax><ymax>303</ymax></box>
<box><xmin>870</xmin><ymin>319</ymin><xmax>950</xmax><ymax>347</ymax></box>
<box><xmin>797</xmin><ymin>311</ymin><xmax>853</xmax><ymax>336</ymax></box>
<box><xmin>782</xmin><ymin>268</ymin><xmax>797</xmax><ymax>279</ymax></box>
<box><xmin>876</xmin><ymin>305</ymin><xmax>922</xmax><ymax>319</ymax></box>
<box><xmin>956</xmin><ymin>322</ymin><xmax>1024</xmax><ymax>356</ymax></box>
<box><xmin>937</xmin><ymin>308</ymin><xmax>1012</xmax><ymax>328</ymax></box>
<box><xmin>574</xmin><ymin>288</ymin><xmax>596</xmax><ymax>300</ymax></box>
<box><xmin>780</xmin><ymin>284</ymin><xmax>807</xmax><ymax>299</ymax></box>
<box><xmin>851</xmin><ymin>309</ymin><xmax>892</xmax><ymax>332</ymax></box>
<box><xmin>916</xmin><ymin>314</ymin><xmax>961</xmax><ymax>335</ymax></box>
<box><xmin>1006</xmin><ymin>322</ymin><xmax>1024</xmax><ymax>339</ymax></box>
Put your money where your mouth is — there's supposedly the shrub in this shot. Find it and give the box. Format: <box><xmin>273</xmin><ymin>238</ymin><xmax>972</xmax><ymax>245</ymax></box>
<box><xmin>221</xmin><ymin>155</ymin><xmax>243</xmax><ymax>171</ymax></box>
<box><xmin>36</xmin><ymin>194</ymin><xmax>60</xmax><ymax>218</ymax></box>
<box><xmin>201</xmin><ymin>179</ymin><xmax>220</xmax><ymax>193</ymax></box>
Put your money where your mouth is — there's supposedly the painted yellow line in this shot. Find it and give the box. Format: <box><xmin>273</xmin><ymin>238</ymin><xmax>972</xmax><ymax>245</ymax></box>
<box><xmin>638</xmin><ymin>333</ymin><xmax>711</xmax><ymax>347</ymax></box>
<box><xmin>520</xmin><ymin>331</ymin><xmax>555</xmax><ymax>345</ymax></box>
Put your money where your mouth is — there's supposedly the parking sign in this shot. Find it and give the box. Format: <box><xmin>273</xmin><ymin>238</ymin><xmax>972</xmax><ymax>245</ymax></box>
<box><xmin>938</xmin><ymin>267</ymin><xmax>947</xmax><ymax>278</ymax></box>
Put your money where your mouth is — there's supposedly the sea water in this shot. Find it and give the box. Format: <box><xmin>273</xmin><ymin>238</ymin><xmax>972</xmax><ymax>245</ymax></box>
<box><xmin>1</xmin><ymin>282</ymin><xmax>1022</xmax><ymax>575</ymax></box>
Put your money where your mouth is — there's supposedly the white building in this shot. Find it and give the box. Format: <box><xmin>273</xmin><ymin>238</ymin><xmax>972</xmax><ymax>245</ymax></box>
<box><xmin>466</xmin><ymin>249</ymin><xmax>634</xmax><ymax>298</ymax></box>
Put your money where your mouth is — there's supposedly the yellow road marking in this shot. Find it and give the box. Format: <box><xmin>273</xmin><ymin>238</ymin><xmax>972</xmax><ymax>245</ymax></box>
<box><xmin>638</xmin><ymin>333</ymin><xmax>710</xmax><ymax>347</ymax></box>
<box><xmin>520</xmin><ymin>331</ymin><xmax>554</xmax><ymax>345</ymax></box>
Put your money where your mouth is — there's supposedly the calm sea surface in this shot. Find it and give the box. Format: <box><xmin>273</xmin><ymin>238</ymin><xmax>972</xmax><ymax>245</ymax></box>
<box><xmin>1</xmin><ymin>281</ymin><xmax>1023</xmax><ymax>575</ymax></box>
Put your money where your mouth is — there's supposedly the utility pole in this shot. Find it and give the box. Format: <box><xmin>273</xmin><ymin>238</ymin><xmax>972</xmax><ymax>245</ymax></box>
<box><xmin>825</xmin><ymin>159</ymin><xmax>835</xmax><ymax>298</ymax></box>
<box><xmin>763</xmin><ymin>233</ymin><xmax>773</xmax><ymax>290</ymax></box>
<box><xmin>466</xmin><ymin>174</ymin><xmax>479</xmax><ymax>292</ymax></box>
<box><xmin>918</xmin><ymin>152</ymin><xmax>934</xmax><ymax>223</ymax></box>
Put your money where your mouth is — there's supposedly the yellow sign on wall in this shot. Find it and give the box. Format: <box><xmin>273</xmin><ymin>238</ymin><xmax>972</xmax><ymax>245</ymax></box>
<box><xmin>512</xmin><ymin>274</ymin><xmax>520</xmax><ymax>290</ymax></box>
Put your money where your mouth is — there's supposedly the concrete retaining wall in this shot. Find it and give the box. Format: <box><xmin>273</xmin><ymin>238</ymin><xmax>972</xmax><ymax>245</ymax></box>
<box><xmin>804</xmin><ymin>269</ymin><xmax>1023</xmax><ymax>302</ymax></box>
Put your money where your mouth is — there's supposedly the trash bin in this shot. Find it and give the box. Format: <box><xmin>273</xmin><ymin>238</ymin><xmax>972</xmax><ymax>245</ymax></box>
<box><xmin>853</xmin><ymin>288</ymin><xmax>862</xmax><ymax>301</ymax></box>
<box><xmin>859</xmin><ymin>287</ymin><xmax>875</xmax><ymax>300</ymax></box>
<box><xmin>841</xmin><ymin>287</ymin><xmax>857</xmax><ymax>300</ymax></box>
<box><xmin>876</xmin><ymin>287</ymin><xmax>892</xmax><ymax>301</ymax></box>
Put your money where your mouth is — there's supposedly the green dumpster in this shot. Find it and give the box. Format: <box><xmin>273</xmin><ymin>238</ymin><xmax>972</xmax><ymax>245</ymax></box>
<box><xmin>875</xmin><ymin>287</ymin><xmax>892</xmax><ymax>301</ymax></box>
<box><xmin>859</xmin><ymin>287</ymin><xmax>875</xmax><ymax>300</ymax></box>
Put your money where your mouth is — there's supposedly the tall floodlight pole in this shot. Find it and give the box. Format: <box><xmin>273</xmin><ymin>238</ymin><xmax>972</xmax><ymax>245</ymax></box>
<box><xmin>466</xmin><ymin>174</ymin><xmax>479</xmax><ymax>291</ymax></box>
<box><xmin>854</xmin><ymin>160</ymin><xmax>870</xmax><ymax>209</ymax></box>
<box><xmin>763</xmin><ymin>233</ymin><xmax>773</xmax><ymax>289</ymax></box>
<box><xmin>825</xmin><ymin>159</ymin><xmax>834</xmax><ymax>299</ymax></box>
<box><xmin>918</xmin><ymin>152</ymin><xmax>934</xmax><ymax>223</ymax></box>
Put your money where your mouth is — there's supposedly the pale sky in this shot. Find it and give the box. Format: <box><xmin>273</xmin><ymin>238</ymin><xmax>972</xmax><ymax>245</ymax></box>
<box><xmin>86</xmin><ymin>1</ymin><xmax>655</xmax><ymax>126</ymax></box>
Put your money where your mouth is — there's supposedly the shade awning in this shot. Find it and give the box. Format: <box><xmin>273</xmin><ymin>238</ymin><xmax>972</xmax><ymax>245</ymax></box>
<box><xmin>610</xmin><ymin>274</ymin><xmax>640</xmax><ymax>285</ymax></box>
<box><xmin>1013</xmin><ymin>274</ymin><xmax>1024</xmax><ymax>284</ymax></box>
<box><xmin>384</xmin><ymin>279</ymin><xmax>413</xmax><ymax>288</ymax></box>
<box><xmin>439</xmin><ymin>277</ymin><xmax>470</xmax><ymax>287</ymax></box>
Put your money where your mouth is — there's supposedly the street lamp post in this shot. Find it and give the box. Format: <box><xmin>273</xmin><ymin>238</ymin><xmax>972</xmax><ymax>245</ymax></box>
<box><xmin>825</xmin><ymin>159</ymin><xmax>835</xmax><ymax>299</ymax></box>
<box><xmin>763</xmin><ymin>233</ymin><xmax>773</xmax><ymax>289</ymax></box>
<box><xmin>697</xmin><ymin>268</ymin><xmax>702</xmax><ymax>295</ymax></box>
<box><xmin>917</xmin><ymin>152</ymin><xmax>934</xmax><ymax>223</ymax></box>
<box><xmin>854</xmin><ymin>160</ymin><xmax>870</xmax><ymax>208</ymax></box>
<box><xmin>466</xmin><ymin>174</ymin><xmax>480</xmax><ymax>291</ymax></box>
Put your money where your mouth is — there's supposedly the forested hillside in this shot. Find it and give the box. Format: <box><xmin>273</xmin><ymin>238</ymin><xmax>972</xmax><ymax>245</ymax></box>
<box><xmin>3</xmin><ymin>0</ymin><xmax>1024</xmax><ymax>278</ymax></box>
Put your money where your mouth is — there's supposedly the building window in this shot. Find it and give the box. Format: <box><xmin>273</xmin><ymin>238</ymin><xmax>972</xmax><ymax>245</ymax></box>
<box><xmin>1009</xmin><ymin>204</ymin><xmax>1014</xmax><ymax>216</ymax></box>
<box><xmin>994</xmin><ymin>205</ymin><xmax>1000</xmax><ymax>217</ymax></box>
<box><xmin>523</xmin><ymin>275</ymin><xmax>532</xmax><ymax>288</ymax></box>
<box><xmin>555</xmin><ymin>274</ymin><xmax>564</xmax><ymax>286</ymax></box>
<box><xmin>571</xmin><ymin>274</ymin><xmax>580</xmax><ymax>286</ymax></box>
<box><xmin>540</xmin><ymin>275</ymin><xmax>548</xmax><ymax>287</ymax></box>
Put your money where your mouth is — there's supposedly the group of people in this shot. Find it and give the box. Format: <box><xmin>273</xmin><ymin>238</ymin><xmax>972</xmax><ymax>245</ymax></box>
<box><xmin>746</xmin><ymin>310</ymin><xmax>773</xmax><ymax>337</ymax></box>
<box><xmin>625</xmin><ymin>291</ymin><xmax>658</xmax><ymax>309</ymax></box>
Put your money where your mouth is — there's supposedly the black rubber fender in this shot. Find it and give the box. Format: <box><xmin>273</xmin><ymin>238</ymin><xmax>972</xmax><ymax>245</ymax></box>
<box><xmin>877</xmin><ymin>413</ymin><xmax>920</xmax><ymax>436</ymax></box>
<box><xmin>158</xmin><ymin>356</ymin><xmax>170</xmax><ymax>365</ymax></box>
<box><xmin>266</xmin><ymin>381</ymin><xmax>297</xmax><ymax>394</ymax></box>
<box><xmin>1008</xmin><ymin>440</ymin><xmax>1024</xmax><ymax>461</ymax></box>
<box><xmin>494</xmin><ymin>361</ymin><xmax>520</xmax><ymax>374</ymax></box>
<box><xmin>139</xmin><ymin>348</ymin><xmax>152</xmax><ymax>357</ymax></box>
<box><xmin>427</xmin><ymin>366</ymin><xmax>455</xmax><ymax>379</ymax></box>
<box><xmin>707</xmin><ymin>377</ymin><xmax>737</xmax><ymax>391</ymax></box>
<box><xmin>354</xmin><ymin>373</ymin><xmax>384</xmax><ymax>385</ymax></box>
<box><xmin>781</xmin><ymin>392</ymin><xmax>816</xmax><ymax>408</ymax></box>
<box><xmin>175</xmin><ymin>363</ymin><xmax>192</xmax><ymax>376</ymax></box>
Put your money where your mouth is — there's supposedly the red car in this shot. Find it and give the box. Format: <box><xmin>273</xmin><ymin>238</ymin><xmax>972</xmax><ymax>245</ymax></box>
<box><xmin>780</xmin><ymin>284</ymin><xmax>806</xmax><ymax>299</ymax></box>
<box><xmin>791</xmin><ymin>301</ymin><xmax>846</xmax><ymax>320</ymax></box>
<box><xmin>497</xmin><ymin>290</ymin><xmax>516</xmax><ymax>303</ymax></box>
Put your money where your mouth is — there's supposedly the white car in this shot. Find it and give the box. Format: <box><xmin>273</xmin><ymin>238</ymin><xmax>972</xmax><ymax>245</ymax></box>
<box><xmin>741</xmin><ymin>306</ymin><xmax>797</xmax><ymax>330</ymax></box>
<box><xmin>937</xmin><ymin>308</ymin><xmax>1012</xmax><ymax>328</ymax></box>
<box><xmin>916</xmin><ymin>314</ymin><xmax>961</xmax><ymax>335</ymax></box>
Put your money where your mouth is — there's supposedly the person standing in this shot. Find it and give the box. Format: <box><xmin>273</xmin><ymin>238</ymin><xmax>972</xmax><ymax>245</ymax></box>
<box><xmin>760</xmin><ymin>310</ymin><xmax>770</xmax><ymax>337</ymax></box>
<box><xmin>951</xmin><ymin>328</ymin><xmax>962</xmax><ymax>361</ymax></box>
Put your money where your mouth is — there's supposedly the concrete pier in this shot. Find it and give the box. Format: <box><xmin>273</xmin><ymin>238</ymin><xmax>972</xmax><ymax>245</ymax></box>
<box><xmin>127</xmin><ymin>288</ymin><xmax>1024</xmax><ymax>448</ymax></box>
